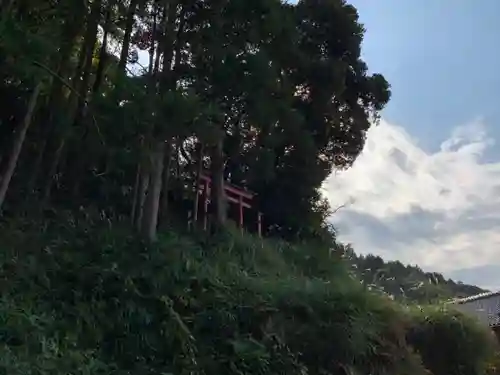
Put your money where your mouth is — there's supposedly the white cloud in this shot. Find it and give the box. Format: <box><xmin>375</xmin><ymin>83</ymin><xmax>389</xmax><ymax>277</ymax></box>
<box><xmin>322</xmin><ymin>119</ymin><xmax>500</xmax><ymax>289</ymax></box>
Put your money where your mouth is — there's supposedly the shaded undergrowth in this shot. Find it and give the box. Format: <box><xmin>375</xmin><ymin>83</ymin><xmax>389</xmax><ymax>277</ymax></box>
<box><xmin>0</xmin><ymin>213</ymin><xmax>497</xmax><ymax>374</ymax></box>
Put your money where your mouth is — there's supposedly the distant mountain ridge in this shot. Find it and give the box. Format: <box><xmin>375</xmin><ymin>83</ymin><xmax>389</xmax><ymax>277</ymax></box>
<box><xmin>449</xmin><ymin>265</ymin><xmax>500</xmax><ymax>292</ymax></box>
<box><xmin>346</xmin><ymin>252</ymin><xmax>486</xmax><ymax>303</ymax></box>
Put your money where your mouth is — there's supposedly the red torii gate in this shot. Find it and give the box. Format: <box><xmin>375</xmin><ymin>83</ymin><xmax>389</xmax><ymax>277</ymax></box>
<box><xmin>193</xmin><ymin>173</ymin><xmax>262</xmax><ymax>237</ymax></box>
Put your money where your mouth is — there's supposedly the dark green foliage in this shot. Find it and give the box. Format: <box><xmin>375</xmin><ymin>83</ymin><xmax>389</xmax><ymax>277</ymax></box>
<box><xmin>0</xmin><ymin>0</ymin><xmax>392</xmax><ymax>240</ymax></box>
<box><xmin>408</xmin><ymin>306</ymin><xmax>498</xmax><ymax>375</ymax></box>
<box><xmin>0</xmin><ymin>215</ymin><xmax>496</xmax><ymax>374</ymax></box>
<box><xmin>1</xmin><ymin>0</ymin><xmax>496</xmax><ymax>374</ymax></box>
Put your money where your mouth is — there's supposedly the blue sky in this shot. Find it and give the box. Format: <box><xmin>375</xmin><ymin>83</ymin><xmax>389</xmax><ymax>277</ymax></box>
<box><xmin>351</xmin><ymin>0</ymin><xmax>500</xmax><ymax>154</ymax></box>
<box><xmin>321</xmin><ymin>1</ymin><xmax>500</xmax><ymax>290</ymax></box>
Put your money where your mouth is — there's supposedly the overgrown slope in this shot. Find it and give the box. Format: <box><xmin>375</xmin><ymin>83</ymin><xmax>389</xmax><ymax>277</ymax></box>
<box><xmin>0</xmin><ymin>215</ymin><xmax>496</xmax><ymax>375</ymax></box>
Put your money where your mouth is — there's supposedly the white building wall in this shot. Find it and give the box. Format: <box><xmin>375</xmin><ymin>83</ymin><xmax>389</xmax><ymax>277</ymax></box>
<box><xmin>454</xmin><ymin>294</ymin><xmax>500</xmax><ymax>327</ymax></box>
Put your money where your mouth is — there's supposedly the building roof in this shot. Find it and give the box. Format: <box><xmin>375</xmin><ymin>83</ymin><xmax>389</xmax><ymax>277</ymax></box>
<box><xmin>452</xmin><ymin>290</ymin><xmax>500</xmax><ymax>304</ymax></box>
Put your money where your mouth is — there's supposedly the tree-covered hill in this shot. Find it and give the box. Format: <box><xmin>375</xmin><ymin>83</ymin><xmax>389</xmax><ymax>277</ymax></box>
<box><xmin>348</xmin><ymin>252</ymin><xmax>485</xmax><ymax>303</ymax></box>
<box><xmin>1</xmin><ymin>0</ymin><xmax>498</xmax><ymax>374</ymax></box>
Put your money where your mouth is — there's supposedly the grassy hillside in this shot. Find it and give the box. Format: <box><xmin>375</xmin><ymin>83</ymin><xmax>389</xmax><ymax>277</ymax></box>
<box><xmin>0</xmin><ymin>214</ymin><xmax>497</xmax><ymax>375</ymax></box>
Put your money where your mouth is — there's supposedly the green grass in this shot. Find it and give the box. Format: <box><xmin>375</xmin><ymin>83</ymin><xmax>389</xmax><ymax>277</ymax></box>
<box><xmin>407</xmin><ymin>305</ymin><xmax>497</xmax><ymax>375</ymax></box>
<box><xmin>0</xmin><ymin>213</ymin><xmax>497</xmax><ymax>374</ymax></box>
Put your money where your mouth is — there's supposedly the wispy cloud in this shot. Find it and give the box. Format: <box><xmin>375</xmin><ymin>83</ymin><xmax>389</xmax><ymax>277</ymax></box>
<box><xmin>323</xmin><ymin>119</ymin><xmax>500</xmax><ymax>289</ymax></box>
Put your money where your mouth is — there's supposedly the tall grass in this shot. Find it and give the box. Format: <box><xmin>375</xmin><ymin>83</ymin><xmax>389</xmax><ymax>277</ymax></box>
<box><xmin>0</xmin><ymin>213</ymin><xmax>496</xmax><ymax>374</ymax></box>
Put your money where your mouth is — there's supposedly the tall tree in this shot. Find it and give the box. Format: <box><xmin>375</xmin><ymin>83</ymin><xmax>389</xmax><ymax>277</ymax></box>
<box><xmin>0</xmin><ymin>82</ymin><xmax>42</xmax><ymax>211</ymax></box>
<box><xmin>245</xmin><ymin>0</ymin><xmax>390</xmax><ymax>239</ymax></box>
<box><xmin>0</xmin><ymin>0</ymin><xmax>390</xmax><ymax>244</ymax></box>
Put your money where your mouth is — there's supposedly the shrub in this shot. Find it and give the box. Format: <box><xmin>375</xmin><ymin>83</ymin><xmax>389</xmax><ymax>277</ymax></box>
<box><xmin>408</xmin><ymin>305</ymin><xmax>498</xmax><ymax>375</ymax></box>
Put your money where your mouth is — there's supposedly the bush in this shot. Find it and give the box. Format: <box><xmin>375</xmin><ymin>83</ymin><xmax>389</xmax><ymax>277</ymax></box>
<box><xmin>408</xmin><ymin>305</ymin><xmax>498</xmax><ymax>375</ymax></box>
<box><xmin>0</xmin><ymin>214</ymin><xmax>496</xmax><ymax>374</ymax></box>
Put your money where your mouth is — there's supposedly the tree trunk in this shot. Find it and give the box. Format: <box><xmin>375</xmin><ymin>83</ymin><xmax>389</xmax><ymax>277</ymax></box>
<box><xmin>137</xmin><ymin>0</ymin><xmax>182</xmax><ymax>242</ymax></box>
<box><xmin>153</xmin><ymin>41</ymin><xmax>162</xmax><ymax>75</ymax></box>
<box><xmin>62</xmin><ymin>0</ymin><xmax>101</xmax><ymax>198</ymax></box>
<box><xmin>160</xmin><ymin>139</ymin><xmax>173</xmax><ymax>222</ymax></box>
<box><xmin>41</xmin><ymin>0</ymin><xmax>100</xmax><ymax>205</ymax></box>
<box><xmin>210</xmin><ymin>137</ymin><xmax>227</xmax><ymax>229</ymax></box>
<box><xmin>148</xmin><ymin>5</ymin><xmax>157</xmax><ymax>75</ymax></box>
<box><xmin>134</xmin><ymin>1</ymin><xmax>160</xmax><ymax>235</ymax></box>
<box><xmin>73</xmin><ymin>0</ymin><xmax>101</xmax><ymax>125</ymax></box>
<box><xmin>131</xmin><ymin>136</ymin><xmax>144</xmax><ymax>223</ymax></box>
<box><xmin>141</xmin><ymin>140</ymin><xmax>165</xmax><ymax>241</ymax></box>
<box><xmin>0</xmin><ymin>83</ymin><xmax>42</xmax><ymax>212</ymax></box>
<box><xmin>192</xmin><ymin>143</ymin><xmax>204</xmax><ymax>224</ymax></box>
<box><xmin>134</xmin><ymin>159</ymin><xmax>150</xmax><ymax>231</ymax></box>
<box><xmin>158</xmin><ymin>0</ymin><xmax>179</xmax><ymax>88</ymax></box>
<box><xmin>92</xmin><ymin>5</ymin><xmax>112</xmax><ymax>95</ymax></box>
<box><xmin>25</xmin><ymin>134</ymin><xmax>47</xmax><ymax>197</ymax></box>
<box><xmin>34</xmin><ymin>8</ymin><xmax>84</xmax><ymax>200</ymax></box>
<box><xmin>118</xmin><ymin>0</ymin><xmax>139</xmax><ymax>73</ymax></box>
<box><xmin>70</xmin><ymin>0</ymin><xmax>111</xmax><ymax>200</ymax></box>
<box><xmin>41</xmin><ymin>135</ymin><xmax>66</xmax><ymax>207</ymax></box>
<box><xmin>130</xmin><ymin>161</ymin><xmax>141</xmax><ymax>223</ymax></box>
<box><xmin>175</xmin><ymin>140</ymin><xmax>181</xmax><ymax>177</ymax></box>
